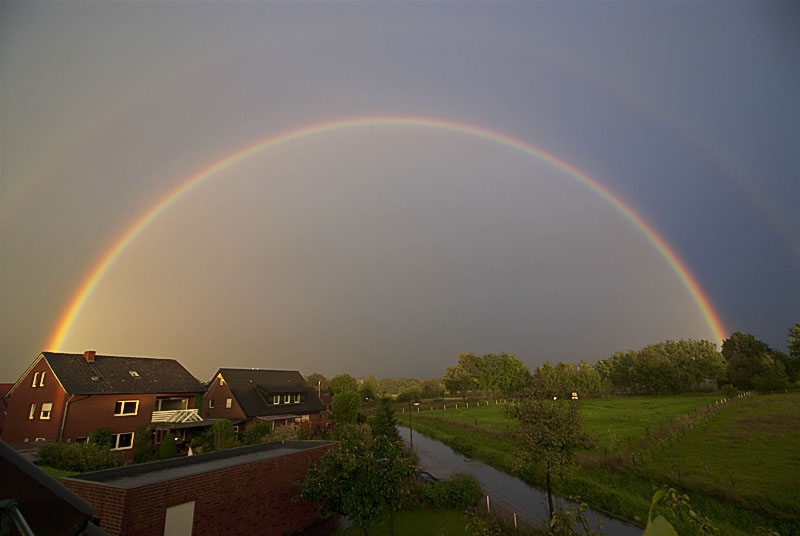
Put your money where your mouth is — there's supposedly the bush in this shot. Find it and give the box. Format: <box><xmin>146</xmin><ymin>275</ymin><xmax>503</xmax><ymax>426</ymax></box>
<box><xmin>721</xmin><ymin>384</ymin><xmax>738</xmax><ymax>398</ymax></box>
<box><xmin>242</xmin><ymin>422</ymin><xmax>272</xmax><ymax>445</ymax></box>
<box><xmin>88</xmin><ymin>427</ymin><xmax>113</xmax><ymax>449</ymax></box>
<box><xmin>419</xmin><ymin>474</ymin><xmax>483</xmax><ymax>509</ymax></box>
<box><xmin>38</xmin><ymin>442</ymin><xmax>120</xmax><ymax>472</ymax></box>
<box><xmin>133</xmin><ymin>425</ymin><xmax>157</xmax><ymax>464</ymax></box>
<box><xmin>158</xmin><ymin>433</ymin><xmax>178</xmax><ymax>460</ymax></box>
<box><xmin>211</xmin><ymin>419</ymin><xmax>239</xmax><ymax>450</ymax></box>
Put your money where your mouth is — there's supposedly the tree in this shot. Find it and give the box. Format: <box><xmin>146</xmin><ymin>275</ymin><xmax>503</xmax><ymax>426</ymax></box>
<box><xmin>330</xmin><ymin>374</ymin><xmax>358</xmax><ymax>395</ymax></box>
<box><xmin>331</xmin><ymin>390</ymin><xmax>362</xmax><ymax>423</ymax></box>
<box><xmin>420</xmin><ymin>378</ymin><xmax>445</xmax><ymax>399</ymax></box>
<box><xmin>370</xmin><ymin>397</ymin><xmax>400</xmax><ymax>443</ymax></box>
<box><xmin>442</xmin><ymin>364</ymin><xmax>472</xmax><ymax>399</ymax></box>
<box><xmin>211</xmin><ymin>419</ymin><xmax>239</xmax><ymax>450</ymax></box>
<box><xmin>722</xmin><ymin>332</ymin><xmax>781</xmax><ymax>390</ymax></box>
<box><xmin>89</xmin><ymin>427</ymin><xmax>113</xmax><ymax>449</ymax></box>
<box><xmin>789</xmin><ymin>323</ymin><xmax>800</xmax><ymax>359</ymax></box>
<box><xmin>301</xmin><ymin>425</ymin><xmax>416</xmax><ymax>536</ymax></box>
<box><xmin>133</xmin><ymin>425</ymin><xmax>157</xmax><ymax>463</ymax></box>
<box><xmin>506</xmin><ymin>387</ymin><xmax>591</xmax><ymax>522</ymax></box>
<box><xmin>305</xmin><ymin>373</ymin><xmax>328</xmax><ymax>393</ymax></box>
<box><xmin>359</xmin><ymin>382</ymin><xmax>376</xmax><ymax>402</ymax></box>
<box><xmin>158</xmin><ymin>433</ymin><xmax>178</xmax><ymax>460</ymax></box>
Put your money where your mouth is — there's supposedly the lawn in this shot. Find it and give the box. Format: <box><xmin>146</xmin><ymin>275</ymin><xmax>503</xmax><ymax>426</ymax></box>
<box><xmin>36</xmin><ymin>464</ymin><xmax>77</xmax><ymax>480</ymax></box>
<box><xmin>421</xmin><ymin>393</ymin><xmax>722</xmax><ymax>447</ymax></box>
<box><xmin>410</xmin><ymin>393</ymin><xmax>800</xmax><ymax>536</ymax></box>
<box><xmin>335</xmin><ymin>509</ymin><xmax>471</xmax><ymax>535</ymax></box>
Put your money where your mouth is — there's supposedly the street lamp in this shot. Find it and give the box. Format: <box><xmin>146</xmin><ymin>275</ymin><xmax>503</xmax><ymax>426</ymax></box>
<box><xmin>409</xmin><ymin>401</ymin><xmax>420</xmax><ymax>449</ymax></box>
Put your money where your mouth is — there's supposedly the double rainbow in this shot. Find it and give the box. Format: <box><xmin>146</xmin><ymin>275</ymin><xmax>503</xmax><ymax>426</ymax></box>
<box><xmin>48</xmin><ymin>116</ymin><xmax>727</xmax><ymax>349</ymax></box>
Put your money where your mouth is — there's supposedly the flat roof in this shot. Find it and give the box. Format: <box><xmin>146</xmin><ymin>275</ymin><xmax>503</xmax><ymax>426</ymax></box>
<box><xmin>63</xmin><ymin>440</ymin><xmax>334</xmax><ymax>490</ymax></box>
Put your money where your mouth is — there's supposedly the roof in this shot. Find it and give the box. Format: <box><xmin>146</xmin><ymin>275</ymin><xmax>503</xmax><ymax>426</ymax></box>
<box><xmin>41</xmin><ymin>352</ymin><xmax>205</xmax><ymax>395</ymax></box>
<box><xmin>215</xmin><ymin>368</ymin><xmax>326</xmax><ymax>418</ymax></box>
<box><xmin>64</xmin><ymin>440</ymin><xmax>335</xmax><ymax>489</ymax></box>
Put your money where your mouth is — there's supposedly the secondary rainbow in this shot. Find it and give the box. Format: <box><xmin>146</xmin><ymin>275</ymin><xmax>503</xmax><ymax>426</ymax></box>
<box><xmin>48</xmin><ymin>116</ymin><xmax>727</xmax><ymax>349</ymax></box>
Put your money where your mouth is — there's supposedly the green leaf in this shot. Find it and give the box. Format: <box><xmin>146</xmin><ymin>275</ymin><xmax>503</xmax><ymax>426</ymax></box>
<box><xmin>643</xmin><ymin>515</ymin><xmax>679</xmax><ymax>536</ymax></box>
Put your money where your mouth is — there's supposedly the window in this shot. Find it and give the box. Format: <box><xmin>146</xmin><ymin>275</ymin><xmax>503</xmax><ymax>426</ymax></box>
<box><xmin>283</xmin><ymin>394</ymin><xmax>290</xmax><ymax>404</ymax></box>
<box><xmin>40</xmin><ymin>402</ymin><xmax>53</xmax><ymax>420</ymax></box>
<box><xmin>225</xmin><ymin>398</ymin><xmax>232</xmax><ymax>409</ymax></box>
<box><xmin>39</xmin><ymin>371</ymin><xmax>46</xmax><ymax>387</ymax></box>
<box><xmin>219</xmin><ymin>375</ymin><xmax>226</xmax><ymax>386</ymax></box>
<box><xmin>114</xmin><ymin>400</ymin><xmax>139</xmax><ymax>416</ymax></box>
<box><xmin>273</xmin><ymin>395</ymin><xmax>280</xmax><ymax>405</ymax></box>
<box><xmin>29</xmin><ymin>403</ymin><xmax>36</xmax><ymax>420</ymax></box>
<box><xmin>75</xmin><ymin>437</ymin><xmax>87</xmax><ymax>443</ymax></box>
<box><xmin>35</xmin><ymin>438</ymin><xmax>46</xmax><ymax>442</ymax></box>
<box><xmin>293</xmin><ymin>394</ymin><xmax>300</xmax><ymax>404</ymax></box>
<box><xmin>32</xmin><ymin>372</ymin><xmax>39</xmax><ymax>387</ymax></box>
<box><xmin>111</xmin><ymin>432</ymin><xmax>134</xmax><ymax>450</ymax></box>
<box><xmin>128</xmin><ymin>370</ymin><xmax>140</xmax><ymax>378</ymax></box>
<box><xmin>208</xmin><ymin>399</ymin><xmax>215</xmax><ymax>409</ymax></box>
<box><xmin>233</xmin><ymin>425</ymin><xmax>239</xmax><ymax>433</ymax></box>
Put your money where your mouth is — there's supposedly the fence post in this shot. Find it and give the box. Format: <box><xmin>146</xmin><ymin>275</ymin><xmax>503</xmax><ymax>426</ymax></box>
<box><xmin>486</xmin><ymin>495</ymin><xmax>490</xmax><ymax>513</ymax></box>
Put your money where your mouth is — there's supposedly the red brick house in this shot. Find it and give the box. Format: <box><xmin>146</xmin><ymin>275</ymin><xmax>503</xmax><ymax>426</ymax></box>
<box><xmin>61</xmin><ymin>440</ymin><xmax>337</xmax><ymax>536</ymax></box>
<box><xmin>2</xmin><ymin>351</ymin><xmax>206</xmax><ymax>455</ymax></box>
<box><xmin>202</xmin><ymin>369</ymin><xmax>326</xmax><ymax>432</ymax></box>
<box><xmin>0</xmin><ymin>383</ymin><xmax>13</xmax><ymax>436</ymax></box>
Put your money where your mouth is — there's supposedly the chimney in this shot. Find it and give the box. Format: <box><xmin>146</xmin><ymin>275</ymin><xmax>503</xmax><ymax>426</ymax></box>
<box><xmin>84</xmin><ymin>350</ymin><xmax>96</xmax><ymax>363</ymax></box>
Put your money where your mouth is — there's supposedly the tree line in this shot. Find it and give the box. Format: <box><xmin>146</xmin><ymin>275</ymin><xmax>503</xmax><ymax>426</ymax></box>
<box><xmin>307</xmin><ymin>324</ymin><xmax>800</xmax><ymax>401</ymax></box>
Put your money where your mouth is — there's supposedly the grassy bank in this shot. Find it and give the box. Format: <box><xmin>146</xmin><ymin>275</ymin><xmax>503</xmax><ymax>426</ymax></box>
<box><xmin>335</xmin><ymin>509</ymin><xmax>471</xmax><ymax>535</ymax></box>
<box><xmin>410</xmin><ymin>393</ymin><xmax>799</xmax><ymax>536</ymax></box>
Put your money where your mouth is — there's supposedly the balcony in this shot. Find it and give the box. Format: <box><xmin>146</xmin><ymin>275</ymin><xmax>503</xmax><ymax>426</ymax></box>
<box><xmin>151</xmin><ymin>409</ymin><xmax>202</xmax><ymax>423</ymax></box>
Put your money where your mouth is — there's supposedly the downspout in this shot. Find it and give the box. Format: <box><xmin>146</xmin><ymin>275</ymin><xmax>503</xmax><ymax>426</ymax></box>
<box><xmin>59</xmin><ymin>394</ymin><xmax>76</xmax><ymax>441</ymax></box>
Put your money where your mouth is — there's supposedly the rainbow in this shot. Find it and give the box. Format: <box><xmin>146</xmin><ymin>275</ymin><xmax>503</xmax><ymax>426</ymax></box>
<box><xmin>48</xmin><ymin>115</ymin><xmax>727</xmax><ymax>349</ymax></box>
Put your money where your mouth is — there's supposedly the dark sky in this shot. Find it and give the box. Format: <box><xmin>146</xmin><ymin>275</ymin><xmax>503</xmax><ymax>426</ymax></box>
<box><xmin>1</xmin><ymin>1</ymin><xmax>798</xmax><ymax>382</ymax></box>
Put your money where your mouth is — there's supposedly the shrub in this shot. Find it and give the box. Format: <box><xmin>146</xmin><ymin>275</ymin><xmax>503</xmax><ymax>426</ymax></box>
<box><xmin>133</xmin><ymin>425</ymin><xmax>157</xmax><ymax>463</ymax></box>
<box><xmin>38</xmin><ymin>442</ymin><xmax>120</xmax><ymax>472</ymax></box>
<box><xmin>88</xmin><ymin>427</ymin><xmax>113</xmax><ymax>449</ymax></box>
<box><xmin>158</xmin><ymin>433</ymin><xmax>178</xmax><ymax>460</ymax></box>
<box><xmin>721</xmin><ymin>384</ymin><xmax>738</xmax><ymax>398</ymax></box>
<box><xmin>242</xmin><ymin>422</ymin><xmax>272</xmax><ymax>445</ymax></box>
<box><xmin>211</xmin><ymin>419</ymin><xmax>239</xmax><ymax>450</ymax></box>
<box><xmin>419</xmin><ymin>474</ymin><xmax>483</xmax><ymax>509</ymax></box>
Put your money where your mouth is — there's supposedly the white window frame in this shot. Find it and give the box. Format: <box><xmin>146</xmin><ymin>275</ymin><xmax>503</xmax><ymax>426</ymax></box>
<box><xmin>29</xmin><ymin>403</ymin><xmax>36</xmax><ymax>420</ymax></box>
<box><xmin>39</xmin><ymin>371</ymin><xmax>46</xmax><ymax>387</ymax></box>
<box><xmin>208</xmin><ymin>399</ymin><xmax>215</xmax><ymax>409</ymax></box>
<box><xmin>225</xmin><ymin>398</ymin><xmax>232</xmax><ymax>409</ymax></box>
<box><xmin>114</xmin><ymin>400</ymin><xmax>139</xmax><ymax>416</ymax></box>
<box><xmin>40</xmin><ymin>402</ymin><xmax>53</xmax><ymax>420</ymax></box>
<box><xmin>273</xmin><ymin>395</ymin><xmax>280</xmax><ymax>405</ymax></box>
<box><xmin>111</xmin><ymin>432</ymin><xmax>134</xmax><ymax>450</ymax></box>
<box><xmin>35</xmin><ymin>437</ymin><xmax>46</xmax><ymax>442</ymax></box>
<box><xmin>283</xmin><ymin>394</ymin><xmax>290</xmax><ymax>404</ymax></box>
<box><xmin>293</xmin><ymin>394</ymin><xmax>300</xmax><ymax>404</ymax></box>
<box><xmin>32</xmin><ymin>372</ymin><xmax>40</xmax><ymax>387</ymax></box>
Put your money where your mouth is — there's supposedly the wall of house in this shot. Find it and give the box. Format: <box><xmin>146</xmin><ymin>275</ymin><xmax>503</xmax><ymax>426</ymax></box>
<box><xmin>201</xmin><ymin>376</ymin><xmax>246</xmax><ymax>423</ymax></box>
<box><xmin>62</xmin><ymin>443</ymin><xmax>336</xmax><ymax>536</ymax></box>
<box><xmin>2</xmin><ymin>357</ymin><xmax>67</xmax><ymax>443</ymax></box>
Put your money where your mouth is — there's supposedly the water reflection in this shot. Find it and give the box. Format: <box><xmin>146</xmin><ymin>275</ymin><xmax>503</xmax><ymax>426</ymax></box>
<box><xmin>398</xmin><ymin>426</ymin><xmax>640</xmax><ymax>536</ymax></box>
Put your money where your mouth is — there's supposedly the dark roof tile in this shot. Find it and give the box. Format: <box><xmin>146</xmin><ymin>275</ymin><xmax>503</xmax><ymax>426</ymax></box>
<box><xmin>43</xmin><ymin>352</ymin><xmax>205</xmax><ymax>395</ymax></box>
<box><xmin>215</xmin><ymin>368</ymin><xmax>325</xmax><ymax>418</ymax></box>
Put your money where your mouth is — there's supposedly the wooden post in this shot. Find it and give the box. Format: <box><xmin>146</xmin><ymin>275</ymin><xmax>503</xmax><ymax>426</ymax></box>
<box><xmin>486</xmin><ymin>495</ymin><xmax>490</xmax><ymax>513</ymax></box>
<box><xmin>513</xmin><ymin>513</ymin><xmax>517</xmax><ymax>529</ymax></box>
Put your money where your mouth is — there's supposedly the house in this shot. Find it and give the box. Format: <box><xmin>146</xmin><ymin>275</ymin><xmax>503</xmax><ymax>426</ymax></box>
<box><xmin>202</xmin><ymin>368</ymin><xmax>326</xmax><ymax>432</ymax></box>
<box><xmin>61</xmin><ymin>440</ymin><xmax>337</xmax><ymax>536</ymax></box>
<box><xmin>0</xmin><ymin>383</ymin><xmax>12</xmax><ymax>435</ymax></box>
<box><xmin>1</xmin><ymin>351</ymin><xmax>206</xmax><ymax>456</ymax></box>
<box><xmin>0</xmin><ymin>439</ymin><xmax>106</xmax><ymax>535</ymax></box>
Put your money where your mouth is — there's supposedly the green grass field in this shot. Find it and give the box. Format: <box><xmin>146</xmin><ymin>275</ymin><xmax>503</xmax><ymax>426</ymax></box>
<box><xmin>410</xmin><ymin>393</ymin><xmax>800</xmax><ymax>536</ymax></box>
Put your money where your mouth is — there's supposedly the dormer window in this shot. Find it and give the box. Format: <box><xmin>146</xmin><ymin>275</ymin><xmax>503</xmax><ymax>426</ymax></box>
<box><xmin>128</xmin><ymin>370</ymin><xmax>140</xmax><ymax>378</ymax></box>
<box><xmin>293</xmin><ymin>394</ymin><xmax>300</xmax><ymax>404</ymax></box>
<box><xmin>283</xmin><ymin>394</ymin><xmax>290</xmax><ymax>404</ymax></box>
<box><xmin>273</xmin><ymin>395</ymin><xmax>280</xmax><ymax>405</ymax></box>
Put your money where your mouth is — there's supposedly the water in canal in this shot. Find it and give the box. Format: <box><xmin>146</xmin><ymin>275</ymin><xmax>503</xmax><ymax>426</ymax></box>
<box><xmin>398</xmin><ymin>426</ymin><xmax>641</xmax><ymax>536</ymax></box>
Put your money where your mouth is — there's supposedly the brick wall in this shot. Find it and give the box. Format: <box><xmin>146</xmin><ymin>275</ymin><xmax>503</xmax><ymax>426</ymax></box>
<box><xmin>62</xmin><ymin>443</ymin><xmax>336</xmax><ymax>536</ymax></box>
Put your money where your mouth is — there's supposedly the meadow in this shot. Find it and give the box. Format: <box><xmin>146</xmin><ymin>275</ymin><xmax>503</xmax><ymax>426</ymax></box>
<box><xmin>408</xmin><ymin>393</ymin><xmax>800</xmax><ymax>536</ymax></box>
